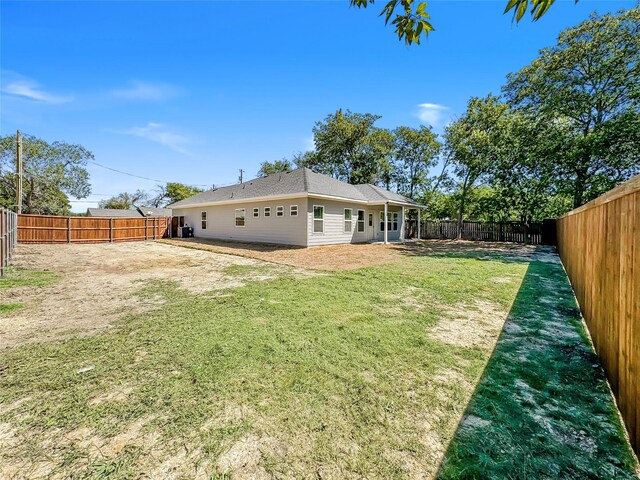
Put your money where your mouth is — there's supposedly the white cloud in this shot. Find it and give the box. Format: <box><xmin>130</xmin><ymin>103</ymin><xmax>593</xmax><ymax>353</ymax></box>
<box><xmin>111</xmin><ymin>81</ymin><xmax>180</xmax><ymax>101</ymax></box>
<box><xmin>416</xmin><ymin>103</ymin><xmax>449</xmax><ymax>127</ymax></box>
<box><xmin>1</xmin><ymin>74</ymin><xmax>73</xmax><ymax>104</ymax></box>
<box><xmin>120</xmin><ymin>122</ymin><xmax>190</xmax><ymax>154</ymax></box>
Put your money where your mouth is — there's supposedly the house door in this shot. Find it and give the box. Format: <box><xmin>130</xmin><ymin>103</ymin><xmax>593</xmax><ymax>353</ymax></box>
<box><xmin>367</xmin><ymin>213</ymin><xmax>375</xmax><ymax>241</ymax></box>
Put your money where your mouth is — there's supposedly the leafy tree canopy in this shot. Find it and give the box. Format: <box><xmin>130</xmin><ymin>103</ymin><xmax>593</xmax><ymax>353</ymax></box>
<box><xmin>257</xmin><ymin>159</ymin><xmax>293</xmax><ymax>177</ymax></box>
<box><xmin>0</xmin><ymin>133</ymin><xmax>92</xmax><ymax>215</ymax></box>
<box><xmin>304</xmin><ymin>109</ymin><xmax>394</xmax><ymax>185</ymax></box>
<box><xmin>503</xmin><ymin>8</ymin><xmax>640</xmax><ymax>207</ymax></box>
<box><xmin>350</xmin><ymin>0</ymin><xmax>570</xmax><ymax>45</ymax></box>
<box><xmin>98</xmin><ymin>190</ymin><xmax>148</xmax><ymax>210</ymax></box>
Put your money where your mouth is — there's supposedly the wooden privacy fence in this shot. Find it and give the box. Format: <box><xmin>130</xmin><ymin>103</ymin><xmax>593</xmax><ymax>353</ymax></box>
<box><xmin>557</xmin><ymin>175</ymin><xmax>639</xmax><ymax>455</ymax></box>
<box><xmin>406</xmin><ymin>220</ymin><xmax>547</xmax><ymax>245</ymax></box>
<box><xmin>0</xmin><ymin>208</ymin><xmax>18</xmax><ymax>276</ymax></box>
<box><xmin>18</xmin><ymin>214</ymin><xmax>171</xmax><ymax>244</ymax></box>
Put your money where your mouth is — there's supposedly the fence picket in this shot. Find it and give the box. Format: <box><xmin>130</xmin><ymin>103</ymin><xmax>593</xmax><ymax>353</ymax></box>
<box><xmin>17</xmin><ymin>214</ymin><xmax>171</xmax><ymax>244</ymax></box>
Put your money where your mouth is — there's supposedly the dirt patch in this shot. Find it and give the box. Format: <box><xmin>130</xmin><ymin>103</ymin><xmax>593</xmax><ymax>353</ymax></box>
<box><xmin>429</xmin><ymin>300</ymin><xmax>509</xmax><ymax>349</ymax></box>
<box><xmin>161</xmin><ymin>238</ymin><xmax>556</xmax><ymax>272</ymax></box>
<box><xmin>0</xmin><ymin>242</ymin><xmax>309</xmax><ymax>349</ymax></box>
<box><xmin>216</xmin><ymin>433</ymin><xmax>270</xmax><ymax>479</ymax></box>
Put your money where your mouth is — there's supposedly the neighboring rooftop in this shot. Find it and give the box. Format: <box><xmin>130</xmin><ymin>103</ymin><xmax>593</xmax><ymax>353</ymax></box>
<box><xmin>138</xmin><ymin>206</ymin><xmax>173</xmax><ymax>217</ymax></box>
<box><xmin>168</xmin><ymin>168</ymin><xmax>422</xmax><ymax>208</ymax></box>
<box><xmin>87</xmin><ymin>208</ymin><xmax>142</xmax><ymax>217</ymax></box>
<box><xmin>86</xmin><ymin>207</ymin><xmax>173</xmax><ymax>217</ymax></box>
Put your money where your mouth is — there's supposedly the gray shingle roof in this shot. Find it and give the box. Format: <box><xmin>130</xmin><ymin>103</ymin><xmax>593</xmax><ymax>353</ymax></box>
<box><xmin>87</xmin><ymin>208</ymin><xmax>142</xmax><ymax>217</ymax></box>
<box><xmin>168</xmin><ymin>167</ymin><xmax>423</xmax><ymax>208</ymax></box>
<box><xmin>138</xmin><ymin>206</ymin><xmax>172</xmax><ymax>217</ymax></box>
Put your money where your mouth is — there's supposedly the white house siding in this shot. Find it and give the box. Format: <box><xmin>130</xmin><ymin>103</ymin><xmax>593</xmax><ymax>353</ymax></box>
<box><xmin>306</xmin><ymin>199</ymin><xmax>403</xmax><ymax>246</ymax></box>
<box><xmin>173</xmin><ymin>198</ymin><xmax>308</xmax><ymax>246</ymax></box>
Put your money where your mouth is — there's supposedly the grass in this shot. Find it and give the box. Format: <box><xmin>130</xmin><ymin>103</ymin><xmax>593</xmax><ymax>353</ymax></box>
<box><xmin>0</xmin><ymin>267</ymin><xmax>59</xmax><ymax>316</ymax></box>
<box><xmin>0</xmin><ymin>249</ymin><xmax>637</xmax><ymax>478</ymax></box>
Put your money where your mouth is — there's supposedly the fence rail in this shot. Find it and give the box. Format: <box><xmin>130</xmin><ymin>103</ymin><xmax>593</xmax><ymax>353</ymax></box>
<box><xmin>406</xmin><ymin>220</ymin><xmax>546</xmax><ymax>245</ymax></box>
<box><xmin>0</xmin><ymin>208</ymin><xmax>18</xmax><ymax>276</ymax></box>
<box><xmin>18</xmin><ymin>214</ymin><xmax>171</xmax><ymax>244</ymax></box>
<box><xmin>557</xmin><ymin>175</ymin><xmax>639</xmax><ymax>455</ymax></box>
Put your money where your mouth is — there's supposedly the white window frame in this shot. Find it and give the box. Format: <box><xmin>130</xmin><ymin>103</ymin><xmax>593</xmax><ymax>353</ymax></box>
<box><xmin>392</xmin><ymin>212</ymin><xmax>399</xmax><ymax>231</ymax></box>
<box><xmin>380</xmin><ymin>211</ymin><xmax>385</xmax><ymax>232</ymax></box>
<box><xmin>264</xmin><ymin>207</ymin><xmax>271</xmax><ymax>217</ymax></box>
<box><xmin>313</xmin><ymin>205</ymin><xmax>324</xmax><ymax>234</ymax></box>
<box><xmin>290</xmin><ymin>205</ymin><xmax>298</xmax><ymax>216</ymax></box>
<box><xmin>235</xmin><ymin>208</ymin><xmax>245</xmax><ymax>227</ymax></box>
<box><xmin>201</xmin><ymin>211</ymin><xmax>207</xmax><ymax>230</ymax></box>
<box><xmin>344</xmin><ymin>208</ymin><xmax>353</xmax><ymax>232</ymax></box>
<box><xmin>357</xmin><ymin>209</ymin><xmax>365</xmax><ymax>233</ymax></box>
<box><xmin>276</xmin><ymin>206</ymin><xmax>284</xmax><ymax>217</ymax></box>
<box><xmin>253</xmin><ymin>207</ymin><xmax>259</xmax><ymax>218</ymax></box>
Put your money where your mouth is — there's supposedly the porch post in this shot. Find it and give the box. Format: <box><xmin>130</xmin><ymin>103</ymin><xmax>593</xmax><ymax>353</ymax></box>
<box><xmin>400</xmin><ymin>207</ymin><xmax>405</xmax><ymax>241</ymax></box>
<box><xmin>417</xmin><ymin>207</ymin><xmax>421</xmax><ymax>240</ymax></box>
<box><xmin>384</xmin><ymin>203</ymin><xmax>388</xmax><ymax>245</ymax></box>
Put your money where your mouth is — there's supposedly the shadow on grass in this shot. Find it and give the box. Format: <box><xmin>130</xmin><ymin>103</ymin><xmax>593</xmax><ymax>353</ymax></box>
<box><xmin>434</xmin><ymin>255</ymin><xmax>639</xmax><ymax>478</ymax></box>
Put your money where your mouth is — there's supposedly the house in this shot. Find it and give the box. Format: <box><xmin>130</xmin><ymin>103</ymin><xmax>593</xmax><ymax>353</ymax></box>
<box><xmin>86</xmin><ymin>206</ymin><xmax>172</xmax><ymax>218</ymax></box>
<box><xmin>169</xmin><ymin>168</ymin><xmax>425</xmax><ymax>246</ymax></box>
<box><xmin>86</xmin><ymin>208</ymin><xmax>143</xmax><ymax>217</ymax></box>
<box><xmin>138</xmin><ymin>206</ymin><xmax>172</xmax><ymax>217</ymax></box>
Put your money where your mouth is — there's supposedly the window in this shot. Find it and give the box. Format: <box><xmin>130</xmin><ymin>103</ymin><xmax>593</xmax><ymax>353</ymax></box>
<box><xmin>313</xmin><ymin>205</ymin><xmax>324</xmax><ymax>233</ymax></box>
<box><xmin>264</xmin><ymin>207</ymin><xmax>271</xmax><ymax>217</ymax></box>
<box><xmin>201</xmin><ymin>211</ymin><xmax>207</xmax><ymax>230</ymax></box>
<box><xmin>344</xmin><ymin>208</ymin><xmax>353</xmax><ymax>232</ymax></box>
<box><xmin>357</xmin><ymin>210</ymin><xmax>365</xmax><ymax>232</ymax></box>
<box><xmin>380</xmin><ymin>211</ymin><xmax>385</xmax><ymax>232</ymax></box>
<box><xmin>276</xmin><ymin>206</ymin><xmax>284</xmax><ymax>217</ymax></box>
<box><xmin>253</xmin><ymin>208</ymin><xmax>259</xmax><ymax>217</ymax></box>
<box><xmin>368</xmin><ymin>213</ymin><xmax>373</xmax><ymax>227</ymax></box>
<box><xmin>392</xmin><ymin>212</ymin><xmax>399</xmax><ymax>231</ymax></box>
<box><xmin>290</xmin><ymin>205</ymin><xmax>298</xmax><ymax>216</ymax></box>
<box><xmin>235</xmin><ymin>208</ymin><xmax>245</xmax><ymax>227</ymax></box>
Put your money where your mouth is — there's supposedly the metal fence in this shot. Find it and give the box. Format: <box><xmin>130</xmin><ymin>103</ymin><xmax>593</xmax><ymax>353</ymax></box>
<box><xmin>0</xmin><ymin>207</ymin><xmax>18</xmax><ymax>276</ymax></box>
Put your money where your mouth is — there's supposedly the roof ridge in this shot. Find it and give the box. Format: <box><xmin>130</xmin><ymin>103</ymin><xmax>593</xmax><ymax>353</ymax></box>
<box><xmin>302</xmin><ymin>167</ymin><xmax>309</xmax><ymax>192</ymax></box>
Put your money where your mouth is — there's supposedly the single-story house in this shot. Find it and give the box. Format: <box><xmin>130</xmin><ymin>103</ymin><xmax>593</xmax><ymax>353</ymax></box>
<box><xmin>86</xmin><ymin>206</ymin><xmax>172</xmax><ymax>218</ymax></box>
<box><xmin>169</xmin><ymin>168</ymin><xmax>425</xmax><ymax>246</ymax></box>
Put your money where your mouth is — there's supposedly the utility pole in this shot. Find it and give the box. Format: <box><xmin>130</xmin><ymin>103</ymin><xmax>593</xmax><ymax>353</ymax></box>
<box><xmin>238</xmin><ymin>169</ymin><xmax>244</xmax><ymax>184</ymax></box>
<box><xmin>16</xmin><ymin>130</ymin><xmax>22</xmax><ymax>214</ymax></box>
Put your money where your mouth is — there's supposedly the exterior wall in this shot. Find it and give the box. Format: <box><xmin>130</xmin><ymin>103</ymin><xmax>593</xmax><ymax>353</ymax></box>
<box><xmin>306</xmin><ymin>199</ymin><xmax>403</xmax><ymax>247</ymax></box>
<box><xmin>173</xmin><ymin>198</ymin><xmax>308</xmax><ymax>246</ymax></box>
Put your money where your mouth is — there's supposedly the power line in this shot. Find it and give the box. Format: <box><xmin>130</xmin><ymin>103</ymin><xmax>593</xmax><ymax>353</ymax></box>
<box><xmin>88</xmin><ymin>160</ymin><xmax>232</xmax><ymax>188</ymax></box>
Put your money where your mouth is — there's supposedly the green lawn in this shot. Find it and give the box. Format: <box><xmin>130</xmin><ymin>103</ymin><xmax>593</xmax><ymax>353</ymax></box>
<box><xmin>0</xmin><ymin>246</ymin><xmax>637</xmax><ymax>478</ymax></box>
<box><xmin>0</xmin><ymin>268</ymin><xmax>59</xmax><ymax>317</ymax></box>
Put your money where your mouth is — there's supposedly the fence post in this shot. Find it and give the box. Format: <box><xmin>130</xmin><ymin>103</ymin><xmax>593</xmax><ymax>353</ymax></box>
<box><xmin>153</xmin><ymin>217</ymin><xmax>157</xmax><ymax>240</ymax></box>
<box><xmin>145</xmin><ymin>217</ymin><xmax>148</xmax><ymax>240</ymax></box>
<box><xmin>67</xmin><ymin>216</ymin><xmax>71</xmax><ymax>243</ymax></box>
<box><xmin>109</xmin><ymin>218</ymin><xmax>114</xmax><ymax>243</ymax></box>
<box><xmin>1</xmin><ymin>209</ymin><xmax>5</xmax><ymax>276</ymax></box>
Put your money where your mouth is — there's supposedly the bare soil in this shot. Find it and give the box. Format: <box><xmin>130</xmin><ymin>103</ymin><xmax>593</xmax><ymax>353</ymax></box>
<box><xmin>161</xmin><ymin>238</ymin><xmax>556</xmax><ymax>271</ymax></box>
<box><xmin>0</xmin><ymin>241</ymin><xmax>307</xmax><ymax>349</ymax></box>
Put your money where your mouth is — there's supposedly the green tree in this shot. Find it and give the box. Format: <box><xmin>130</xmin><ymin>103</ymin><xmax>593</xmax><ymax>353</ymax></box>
<box><xmin>350</xmin><ymin>0</ymin><xmax>571</xmax><ymax>45</ymax></box>
<box><xmin>392</xmin><ymin>125</ymin><xmax>442</xmax><ymax>198</ymax></box>
<box><xmin>444</xmin><ymin>95</ymin><xmax>508</xmax><ymax>236</ymax></box>
<box><xmin>257</xmin><ymin>159</ymin><xmax>293</xmax><ymax>177</ymax></box>
<box><xmin>0</xmin><ymin>133</ymin><xmax>92</xmax><ymax>215</ymax></box>
<box><xmin>310</xmin><ymin>109</ymin><xmax>394</xmax><ymax>185</ymax></box>
<box><xmin>503</xmin><ymin>8</ymin><xmax>640</xmax><ymax>208</ymax></box>
<box><xmin>98</xmin><ymin>190</ymin><xmax>148</xmax><ymax>210</ymax></box>
<box><xmin>153</xmin><ymin>182</ymin><xmax>205</xmax><ymax>206</ymax></box>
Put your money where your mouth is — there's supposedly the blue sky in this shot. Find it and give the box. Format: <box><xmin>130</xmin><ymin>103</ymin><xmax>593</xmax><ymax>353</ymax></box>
<box><xmin>0</xmin><ymin>0</ymin><xmax>634</xmax><ymax>211</ymax></box>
